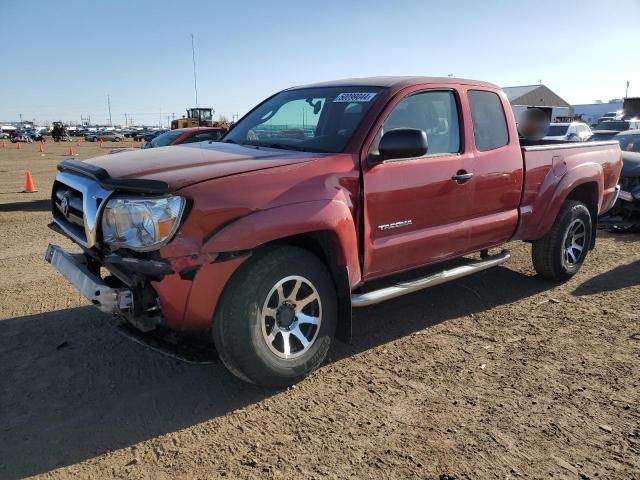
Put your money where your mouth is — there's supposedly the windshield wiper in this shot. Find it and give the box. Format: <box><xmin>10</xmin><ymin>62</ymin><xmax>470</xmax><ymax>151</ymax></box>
<box><xmin>223</xmin><ymin>139</ymin><xmax>237</xmax><ymax>144</ymax></box>
<box><xmin>266</xmin><ymin>143</ymin><xmax>307</xmax><ymax>152</ymax></box>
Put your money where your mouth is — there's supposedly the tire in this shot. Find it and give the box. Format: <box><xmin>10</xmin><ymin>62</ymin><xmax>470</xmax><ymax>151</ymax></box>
<box><xmin>213</xmin><ymin>246</ymin><xmax>337</xmax><ymax>388</ymax></box>
<box><xmin>532</xmin><ymin>200</ymin><xmax>592</xmax><ymax>281</ymax></box>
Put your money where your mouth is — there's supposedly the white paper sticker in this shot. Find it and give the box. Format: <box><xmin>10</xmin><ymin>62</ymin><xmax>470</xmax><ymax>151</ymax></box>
<box><xmin>333</xmin><ymin>92</ymin><xmax>377</xmax><ymax>103</ymax></box>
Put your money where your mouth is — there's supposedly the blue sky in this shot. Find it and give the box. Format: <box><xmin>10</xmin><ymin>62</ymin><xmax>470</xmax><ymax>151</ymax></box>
<box><xmin>1</xmin><ymin>0</ymin><xmax>638</xmax><ymax>126</ymax></box>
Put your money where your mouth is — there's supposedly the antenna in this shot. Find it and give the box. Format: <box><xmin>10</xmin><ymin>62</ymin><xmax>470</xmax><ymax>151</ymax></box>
<box><xmin>191</xmin><ymin>33</ymin><xmax>199</xmax><ymax>107</ymax></box>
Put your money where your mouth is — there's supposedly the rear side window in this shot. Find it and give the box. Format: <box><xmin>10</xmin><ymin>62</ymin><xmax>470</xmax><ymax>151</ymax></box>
<box><xmin>468</xmin><ymin>90</ymin><xmax>509</xmax><ymax>151</ymax></box>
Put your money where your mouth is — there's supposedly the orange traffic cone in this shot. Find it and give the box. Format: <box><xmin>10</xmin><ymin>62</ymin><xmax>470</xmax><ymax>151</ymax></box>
<box><xmin>99</xmin><ymin>139</ymin><xmax>104</xmax><ymax>148</ymax></box>
<box><xmin>1</xmin><ymin>140</ymin><xmax>5</xmax><ymax>148</ymax></box>
<box><xmin>16</xmin><ymin>142</ymin><xmax>21</xmax><ymax>150</ymax></box>
<box><xmin>66</xmin><ymin>147</ymin><xmax>74</xmax><ymax>155</ymax></box>
<box><xmin>76</xmin><ymin>140</ymin><xmax>81</xmax><ymax>146</ymax></box>
<box><xmin>39</xmin><ymin>142</ymin><xmax>45</xmax><ymax>153</ymax></box>
<box><xmin>23</xmin><ymin>172</ymin><xmax>37</xmax><ymax>193</ymax></box>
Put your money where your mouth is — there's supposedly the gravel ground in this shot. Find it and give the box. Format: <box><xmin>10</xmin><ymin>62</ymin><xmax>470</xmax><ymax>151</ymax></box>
<box><xmin>0</xmin><ymin>141</ymin><xmax>639</xmax><ymax>479</ymax></box>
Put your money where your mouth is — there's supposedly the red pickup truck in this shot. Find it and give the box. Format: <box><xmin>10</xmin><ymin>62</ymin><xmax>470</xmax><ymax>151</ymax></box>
<box><xmin>46</xmin><ymin>77</ymin><xmax>622</xmax><ymax>387</ymax></box>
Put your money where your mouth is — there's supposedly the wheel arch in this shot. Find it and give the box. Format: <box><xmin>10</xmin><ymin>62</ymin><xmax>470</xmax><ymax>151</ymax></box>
<box><xmin>565</xmin><ymin>181</ymin><xmax>599</xmax><ymax>250</ymax></box>
<box><xmin>201</xmin><ymin>200</ymin><xmax>360</xmax><ymax>343</ymax></box>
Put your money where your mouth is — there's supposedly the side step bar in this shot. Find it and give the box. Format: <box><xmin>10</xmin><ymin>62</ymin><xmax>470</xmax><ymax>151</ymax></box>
<box><xmin>351</xmin><ymin>249</ymin><xmax>511</xmax><ymax>307</ymax></box>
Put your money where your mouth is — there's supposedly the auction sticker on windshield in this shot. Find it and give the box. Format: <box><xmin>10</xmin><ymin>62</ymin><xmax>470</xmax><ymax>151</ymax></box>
<box><xmin>333</xmin><ymin>92</ymin><xmax>377</xmax><ymax>102</ymax></box>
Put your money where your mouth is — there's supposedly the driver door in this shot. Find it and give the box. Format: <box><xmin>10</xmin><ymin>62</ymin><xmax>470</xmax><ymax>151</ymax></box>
<box><xmin>361</xmin><ymin>87</ymin><xmax>475</xmax><ymax>280</ymax></box>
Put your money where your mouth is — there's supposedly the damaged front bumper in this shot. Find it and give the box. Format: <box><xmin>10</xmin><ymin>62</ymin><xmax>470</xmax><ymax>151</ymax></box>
<box><xmin>45</xmin><ymin>244</ymin><xmax>133</xmax><ymax>314</ymax></box>
<box><xmin>45</xmin><ymin>244</ymin><xmax>166</xmax><ymax>331</ymax></box>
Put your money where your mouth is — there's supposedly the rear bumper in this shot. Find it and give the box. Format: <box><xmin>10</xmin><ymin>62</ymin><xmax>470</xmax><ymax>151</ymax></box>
<box><xmin>45</xmin><ymin>244</ymin><xmax>133</xmax><ymax>315</ymax></box>
<box><xmin>601</xmin><ymin>184</ymin><xmax>621</xmax><ymax>214</ymax></box>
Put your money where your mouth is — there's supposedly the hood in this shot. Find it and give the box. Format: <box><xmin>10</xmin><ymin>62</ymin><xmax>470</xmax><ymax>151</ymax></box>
<box><xmin>85</xmin><ymin>142</ymin><xmax>323</xmax><ymax>190</ymax></box>
<box><xmin>622</xmin><ymin>151</ymin><xmax>640</xmax><ymax>178</ymax></box>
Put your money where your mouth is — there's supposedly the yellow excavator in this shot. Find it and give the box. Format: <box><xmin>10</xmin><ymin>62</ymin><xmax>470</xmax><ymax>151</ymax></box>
<box><xmin>171</xmin><ymin>108</ymin><xmax>214</xmax><ymax>129</ymax></box>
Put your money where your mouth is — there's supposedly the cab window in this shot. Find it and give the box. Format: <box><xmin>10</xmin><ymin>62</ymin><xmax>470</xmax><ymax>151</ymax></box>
<box><xmin>468</xmin><ymin>90</ymin><xmax>509</xmax><ymax>151</ymax></box>
<box><xmin>369</xmin><ymin>90</ymin><xmax>461</xmax><ymax>158</ymax></box>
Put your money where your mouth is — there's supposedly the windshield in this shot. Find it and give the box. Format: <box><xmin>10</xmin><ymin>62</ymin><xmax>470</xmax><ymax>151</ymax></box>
<box><xmin>597</xmin><ymin>120</ymin><xmax>629</xmax><ymax>131</ymax></box>
<box><xmin>148</xmin><ymin>130</ymin><xmax>183</xmax><ymax>148</ymax></box>
<box><xmin>223</xmin><ymin>86</ymin><xmax>386</xmax><ymax>153</ymax></box>
<box><xmin>616</xmin><ymin>133</ymin><xmax>640</xmax><ymax>153</ymax></box>
<box><xmin>547</xmin><ymin>125</ymin><xmax>569</xmax><ymax>136</ymax></box>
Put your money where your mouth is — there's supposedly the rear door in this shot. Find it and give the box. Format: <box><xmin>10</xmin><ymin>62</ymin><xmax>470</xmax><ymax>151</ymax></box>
<box><xmin>464</xmin><ymin>89</ymin><xmax>523</xmax><ymax>251</ymax></box>
<box><xmin>361</xmin><ymin>86</ymin><xmax>475</xmax><ymax>279</ymax></box>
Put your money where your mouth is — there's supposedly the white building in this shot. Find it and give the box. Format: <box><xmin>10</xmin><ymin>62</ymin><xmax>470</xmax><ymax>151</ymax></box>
<box><xmin>572</xmin><ymin>101</ymin><xmax>624</xmax><ymax>126</ymax></box>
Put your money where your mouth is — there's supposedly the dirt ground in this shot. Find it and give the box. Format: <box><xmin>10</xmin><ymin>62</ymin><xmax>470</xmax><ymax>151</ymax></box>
<box><xmin>0</xmin><ymin>140</ymin><xmax>638</xmax><ymax>480</ymax></box>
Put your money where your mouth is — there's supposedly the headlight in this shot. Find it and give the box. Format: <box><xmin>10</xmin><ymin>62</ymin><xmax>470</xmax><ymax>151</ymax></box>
<box><xmin>101</xmin><ymin>196</ymin><xmax>185</xmax><ymax>251</ymax></box>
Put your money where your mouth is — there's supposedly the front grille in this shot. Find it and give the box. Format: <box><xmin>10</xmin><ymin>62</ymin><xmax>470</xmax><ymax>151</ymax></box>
<box><xmin>50</xmin><ymin>172</ymin><xmax>112</xmax><ymax>248</ymax></box>
<box><xmin>52</xmin><ymin>181</ymin><xmax>87</xmax><ymax>242</ymax></box>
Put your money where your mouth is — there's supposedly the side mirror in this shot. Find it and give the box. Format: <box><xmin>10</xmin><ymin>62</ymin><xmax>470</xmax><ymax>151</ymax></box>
<box><xmin>377</xmin><ymin>128</ymin><xmax>428</xmax><ymax>161</ymax></box>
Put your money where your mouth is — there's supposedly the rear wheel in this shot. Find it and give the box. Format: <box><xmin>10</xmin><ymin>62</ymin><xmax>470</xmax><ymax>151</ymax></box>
<box><xmin>532</xmin><ymin>200</ymin><xmax>592</xmax><ymax>281</ymax></box>
<box><xmin>213</xmin><ymin>246</ymin><xmax>337</xmax><ymax>388</ymax></box>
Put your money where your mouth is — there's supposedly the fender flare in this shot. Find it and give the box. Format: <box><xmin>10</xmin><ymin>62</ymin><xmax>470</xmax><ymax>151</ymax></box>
<box><xmin>533</xmin><ymin>162</ymin><xmax>603</xmax><ymax>239</ymax></box>
<box><xmin>201</xmin><ymin>199</ymin><xmax>360</xmax><ymax>343</ymax></box>
<box><xmin>202</xmin><ymin>198</ymin><xmax>362</xmax><ymax>288</ymax></box>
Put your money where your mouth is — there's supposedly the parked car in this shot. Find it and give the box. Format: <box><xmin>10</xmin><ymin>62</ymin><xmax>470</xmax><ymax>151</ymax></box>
<box><xmin>544</xmin><ymin>122</ymin><xmax>592</xmax><ymax>142</ymax></box>
<box><xmin>45</xmin><ymin>76</ymin><xmax>622</xmax><ymax>388</ymax></box>
<box><xmin>590</xmin><ymin>120</ymin><xmax>640</xmax><ymax>142</ymax></box>
<box><xmin>141</xmin><ymin>127</ymin><xmax>226</xmax><ymax>149</ymax></box>
<box><xmin>0</xmin><ymin>132</ymin><xmax>9</xmax><ymax>139</ymax></box>
<box><xmin>28</xmin><ymin>129</ymin><xmax>43</xmax><ymax>141</ymax></box>
<box><xmin>599</xmin><ymin>151</ymin><xmax>640</xmax><ymax>232</ymax></box>
<box><xmin>614</xmin><ymin>129</ymin><xmax>640</xmax><ymax>153</ymax></box>
<box><xmin>11</xmin><ymin>131</ymin><xmax>34</xmax><ymax>142</ymax></box>
<box><xmin>85</xmin><ymin>131</ymin><xmax>125</xmax><ymax>142</ymax></box>
<box><xmin>111</xmin><ymin>127</ymin><xmax>227</xmax><ymax>154</ymax></box>
<box><xmin>597</xmin><ymin>111</ymin><xmax>623</xmax><ymax>124</ymax></box>
<box><xmin>135</xmin><ymin>130</ymin><xmax>166</xmax><ymax>142</ymax></box>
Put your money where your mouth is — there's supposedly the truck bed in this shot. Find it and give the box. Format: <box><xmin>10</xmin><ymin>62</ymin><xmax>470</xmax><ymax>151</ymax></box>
<box><xmin>516</xmin><ymin>140</ymin><xmax>622</xmax><ymax>241</ymax></box>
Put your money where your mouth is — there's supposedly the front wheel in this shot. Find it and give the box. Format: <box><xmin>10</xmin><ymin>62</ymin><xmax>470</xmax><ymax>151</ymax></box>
<box><xmin>532</xmin><ymin>200</ymin><xmax>592</xmax><ymax>281</ymax></box>
<box><xmin>213</xmin><ymin>246</ymin><xmax>337</xmax><ymax>388</ymax></box>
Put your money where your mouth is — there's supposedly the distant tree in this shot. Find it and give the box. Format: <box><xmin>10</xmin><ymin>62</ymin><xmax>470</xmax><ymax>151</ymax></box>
<box><xmin>218</xmin><ymin>114</ymin><xmax>229</xmax><ymax>123</ymax></box>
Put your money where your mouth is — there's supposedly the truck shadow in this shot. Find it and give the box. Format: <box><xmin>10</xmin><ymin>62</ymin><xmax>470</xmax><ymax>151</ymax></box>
<box><xmin>0</xmin><ymin>199</ymin><xmax>50</xmax><ymax>212</ymax></box>
<box><xmin>335</xmin><ymin>265</ymin><xmax>550</xmax><ymax>358</ymax></box>
<box><xmin>0</xmin><ymin>266</ymin><xmax>550</xmax><ymax>479</ymax></box>
<box><xmin>0</xmin><ymin>306</ymin><xmax>272</xmax><ymax>479</ymax></box>
<box><xmin>572</xmin><ymin>259</ymin><xmax>640</xmax><ymax>296</ymax></box>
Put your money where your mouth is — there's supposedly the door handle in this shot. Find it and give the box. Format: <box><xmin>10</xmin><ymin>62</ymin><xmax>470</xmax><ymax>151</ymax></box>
<box><xmin>452</xmin><ymin>171</ymin><xmax>474</xmax><ymax>183</ymax></box>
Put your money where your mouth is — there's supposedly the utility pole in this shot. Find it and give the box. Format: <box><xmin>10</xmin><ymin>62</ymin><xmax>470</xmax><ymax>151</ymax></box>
<box><xmin>625</xmin><ymin>81</ymin><xmax>630</xmax><ymax>99</ymax></box>
<box><xmin>125</xmin><ymin>112</ymin><xmax>128</xmax><ymax>127</ymax></box>
<box><xmin>191</xmin><ymin>33</ymin><xmax>199</xmax><ymax>107</ymax></box>
<box><xmin>19</xmin><ymin>113</ymin><xmax>22</xmax><ymax>123</ymax></box>
<box><xmin>107</xmin><ymin>94</ymin><xmax>112</xmax><ymax>126</ymax></box>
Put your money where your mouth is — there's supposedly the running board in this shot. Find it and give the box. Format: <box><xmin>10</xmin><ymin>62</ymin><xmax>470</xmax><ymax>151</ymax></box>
<box><xmin>351</xmin><ymin>249</ymin><xmax>511</xmax><ymax>307</ymax></box>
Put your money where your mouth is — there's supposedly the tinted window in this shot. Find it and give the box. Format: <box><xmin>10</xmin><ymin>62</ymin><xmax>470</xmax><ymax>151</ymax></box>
<box><xmin>182</xmin><ymin>132</ymin><xmax>215</xmax><ymax>144</ymax></box>
<box><xmin>547</xmin><ymin>125</ymin><xmax>569</xmax><ymax>136</ymax></box>
<box><xmin>370</xmin><ymin>90</ymin><xmax>460</xmax><ymax>157</ymax></box>
<box><xmin>149</xmin><ymin>130</ymin><xmax>182</xmax><ymax>147</ymax></box>
<box><xmin>468</xmin><ymin>90</ymin><xmax>509</xmax><ymax>151</ymax></box>
<box><xmin>599</xmin><ymin>120</ymin><xmax>630</xmax><ymax>131</ymax></box>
